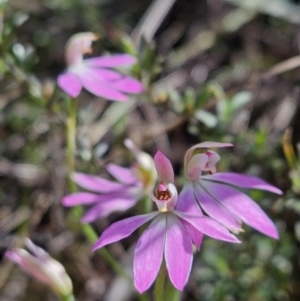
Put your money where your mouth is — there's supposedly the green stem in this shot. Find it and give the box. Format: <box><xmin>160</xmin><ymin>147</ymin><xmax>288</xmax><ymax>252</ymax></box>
<box><xmin>68</xmin><ymin>186</ymin><xmax>128</xmax><ymax>278</ymax></box>
<box><xmin>171</xmin><ymin>290</ymin><xmax>181</xmax><ymax>301</ymax></box>
<box><xmin>154</xmin><ymin>263</ymin><xmax>167</xmax><ymax>301</ymax></box>
<box><xmin>60</xmin><ymin>294</ymin><xmax>75</xmax><ymax>301</ymax></box>
<box><xmin>47</xmin><ymin>84</ymin><xmax>59</xmax><ymax>111</ymax></box>
<box><xmin>165</xmin><ymin>279</ymin><xmax>180</xmax><ymax>301</ymax></box>
<box><xmin>82</xmin><ymin>221</ymin><xmax>129</xmax><ymax>279</ymax></box>
<box><xmin>154</xmin><ymin>269</ymin><xmax>180</xmax><ymax>301</ymax></box>
<box><xmin>142</xmin><ymin>195</ymin><xmax>152</xmax><ymax>214</ymax></box>
<box><xmin>138</xmin><ymin>196</ymin><xmax>151</xmax><ymax>236</ymax></box>
<box><xmin>66</xmin><ymin>97</ymin><xmax>77</xmax><ymax>192</ymax></box>
<box><xmin>64</xmin><ymin>98</ymin><xmax>133</xmax><ymax>281</ymax></box>
<box><xmin>64</xmin><ymin>97</ymin><xmax>148</xmax><ymax>301</ymax></box>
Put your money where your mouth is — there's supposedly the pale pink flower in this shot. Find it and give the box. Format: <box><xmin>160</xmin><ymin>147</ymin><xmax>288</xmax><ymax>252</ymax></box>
<box><xmin>93</xmin><ymin>151</ymin><xmax>240</xmax><ymax>293</ymax></box>
<box><xmin>5</xmin><ymin>239</ymin><xmax>73</xmax><ymax>297</ymax></box>
<box><xmin>62</xmin><ymin>139</ymin><xmax>157</xmax><ymax>222</ymax></box>
<box><xmin>179</xmin><ymin>141</ymin><xmax>283</xmax><ymax>238</ymax></box>
<box><xmin>57</xmin><ymin>32</ymin><xmax>143</xmax><ymax>101</ymax></box>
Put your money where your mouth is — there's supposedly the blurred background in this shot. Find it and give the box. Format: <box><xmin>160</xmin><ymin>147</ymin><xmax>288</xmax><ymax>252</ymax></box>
<box><xmin>1</xmin><ymin>0</ymin><xmax>300</xmax><ymax>300</ymax></box>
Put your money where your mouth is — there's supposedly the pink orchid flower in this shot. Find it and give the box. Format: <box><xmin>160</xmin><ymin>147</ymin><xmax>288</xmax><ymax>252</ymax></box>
<box><xmin>93</xmin><ymin>151</ymin><xmax>240</xmax><ymax>293</ymax></box>
<box><xmin>62</xmin><ymin>139</ymin><xmax>157</xmax><ymax>223</ymax></box>
<box><xmin>57</xmin><ymin>32</ymin><xmax>144</xmax><ymax>101</ymax></box>
<box><xmin>5</xmin><ymin>239</ymin><xmax>73</xmax><ymax>297</ymax></box>
<box><xmin>179</xmin><ymin>141</ymin><xmax>283</xmax><ymax>238</ymax></box>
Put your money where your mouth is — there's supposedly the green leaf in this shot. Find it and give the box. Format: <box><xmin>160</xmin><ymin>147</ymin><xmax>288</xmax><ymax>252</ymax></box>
<box><xmin>194</xmin><ymin>109</ymin><xmax>218</xmax><ymax>128</ymax></box>
<box><xmin>231</xmin><ymin>91</ymin><xmax>252</xmax><ymax>110</ymax></box>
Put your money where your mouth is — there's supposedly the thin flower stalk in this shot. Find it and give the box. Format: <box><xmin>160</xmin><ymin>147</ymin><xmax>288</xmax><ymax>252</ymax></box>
<box><xmin>66</xmin><ymin>96</ymin><xmax>77</xmax><ymax>192</ymax></box>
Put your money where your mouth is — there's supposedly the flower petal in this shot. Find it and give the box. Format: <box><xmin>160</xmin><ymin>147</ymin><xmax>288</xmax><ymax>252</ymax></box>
<box><xmin>62</xmin><ymin>190</ymin><xmax>135</xmax><ymax>207</ymax></box>
<box><xmin>84</xmin><ymin>54</ymin><xmax>137</xmax><ymax>67</ymax></box>
<box><xmin>205</xmin><ymin>151</ymin><xmax>220</xmax><ymax>174</ymax></box>
<box><xmin>106</xmin><ymin>163</ymin><xmax>137</xmax><ymax>185</ymax></box>
<box><xmin>72</xmin><ymin>172</ymin><xmax>124</xmax><ymax>193</ymax></box>
<box><xmin>180</xmin><ymin>219</ymin><xmax>203</xmax><ymax>250</ymax></box>
<box><xmin>62</xmin><ymin>192</ymin><xmax>104</xmax><ymax>206</ymax></box>
<box><xmin>186</xmin><ymin>153</ymin><xmax>208</xmax><ymax>180</ymax></box>
<box><xmin>77</xmin><ymin>64</ymin><xmax>143</xmax><ymax>98</ymax></box>
<box><xmin>154</xmin><ymin>151</ymin><xmax>174</xmax><ymax>183</ymax></box>
<box><xmin>57</xmin><ymin>72</ymin><xmax>82</xmax><ymax>97</ymax></box>
<box><xmin>194</xmin><ymin>182</ymin><xmax>242</xmax><ymax>231</ymax></box>
<box><xmin>92</xmin><ymin>212</ymin><xmax>158</xmax><ymax>251</ymax></box>
<box><xmin>202</xmin><ymin>172</ymin><xmax>283</xmax><ymax>195</ymax></box>
<box><xmin>177</xmin><ymin>183</ymin><xmax>203</xmax><ymax>216</ymax></box>
<box><xmin>76</xmin><ymin>68</ymin><xmax>128</xmax><ymax>101</ymax></box>
<box><xmin>134</xmin><ymin>215</ymin><xmax>166</xmax><ymax>293</ymax></box>
<box><xmin>5</xmin><ymin>250</ymin><xmax>26</xmax><ymax>266</ymax></box>
<box><xmin>25</xmin><ymin>239</ymin><xmax>48</xmax><ymax>259</ymax></box>
<box><xmin>108</xmin><ymin>77</ymin><xmax>144</xmax><ymax>94</ymax></box>
<box><xmin>84</xmin><ymin>65</ymin><xmax>123</xmax><ymax>84</ymax></box>
<box><xmin>176</xmin><ymin>184</ymin><xmax>209</xmax><ymax>248</ymax></box>
<box><xmin>165</xmin><ymin>214</ymin><xmax>193</xmax><ymax>291</ymax></box>
<box><xmin>81</xmin><ymin>198</ymin><xmax>138</xmax><ymax>223</ymax></box>
<box><xmin>201</xmin><ymin>181</ymin><xmax>279</xmax><ymax>239</ymax></box>
<box><xmin>175</xmin><ymin>212</ymin><xmax>240</xmax><ymax>243</ymax></box>
<box><xmin>83</xmin><ymin>67</ymin><xmax>123</xmax><ymax>81</ymax></box>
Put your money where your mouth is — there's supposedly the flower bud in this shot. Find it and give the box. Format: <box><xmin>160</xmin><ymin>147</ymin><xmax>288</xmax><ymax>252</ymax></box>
<box><xmin>5</xmin><ymin>239</ymin><xmax>73</xmax><ymax>298</ymax></box>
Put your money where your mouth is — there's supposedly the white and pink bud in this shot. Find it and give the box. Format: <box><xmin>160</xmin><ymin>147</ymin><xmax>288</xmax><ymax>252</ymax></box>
<box><xmin>5</xmin><ymin>239</ymin><xmax>73</xmax><ymax>298</ymax></box>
